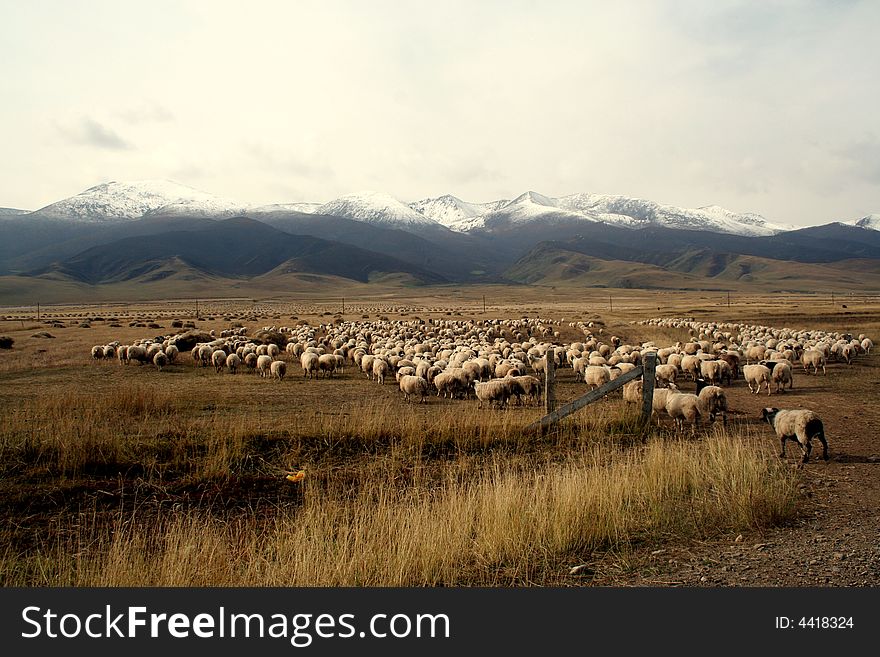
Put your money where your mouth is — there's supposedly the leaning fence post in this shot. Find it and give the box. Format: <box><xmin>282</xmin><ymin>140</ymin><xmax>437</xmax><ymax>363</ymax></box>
<box><xmin>640</xmin><ymin>351</ymin><xmax>657</xmax><ymax>426</ymax></box>
<box><xmin>544</xmin><ymin>351</ymin><xmax>556</xmax><ymax>414</ymax></box>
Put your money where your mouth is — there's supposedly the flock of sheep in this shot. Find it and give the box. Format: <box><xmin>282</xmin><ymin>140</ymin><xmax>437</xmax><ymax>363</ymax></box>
<box><xmin>87</xmin><ymin>314</ymin><xmax>872</xmax><ymax>463</ymax></box>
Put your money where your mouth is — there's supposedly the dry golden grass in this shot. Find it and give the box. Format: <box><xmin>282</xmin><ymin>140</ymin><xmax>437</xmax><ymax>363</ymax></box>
<box><xmin>2</xmin><ymin>290</ymin><xmax>878</xmax><ymax>587</ymax></box>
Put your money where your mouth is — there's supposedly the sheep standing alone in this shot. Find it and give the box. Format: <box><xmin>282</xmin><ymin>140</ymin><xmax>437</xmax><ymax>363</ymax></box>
<box><xmin>761</xmin><ymin>408</ymin><xmax>829</xmax><ymax>463</ymax></box>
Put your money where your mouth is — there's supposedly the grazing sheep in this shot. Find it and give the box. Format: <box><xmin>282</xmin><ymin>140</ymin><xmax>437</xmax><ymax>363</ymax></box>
<box><xmin>584</xmin><ymin>365</ymin><xmax>610</xmax><ymax>391</ymax></box>
<box><xmin>433</xmin><ymin>371</ymin><xmax>466</xmax><ymax>399</ymax></box>
<box><xmin>718</xmin><ymin>353</ymin><xmax>740</xmax><ymax>379</ymax></box>
<box><xmin>801</xmin><ymin>349</ymin><xmax>826</xmax><ymax>376</ymax></box>
<box><xmin>699</xmin><ymin>359</ymin><xmax>724</xmax><ymax>386</ymax></box>
<box><xmin>127</xmin><ymin>345</ymin><xmax>148</xmax><ymax>365</ymax></box>
<box><xmin>761</xmin><ymin>407</ymin><xmax>829</xmax><ymax>463</ymax></box>
<box><xmin>506</xmin><ymin>375</ymin><xmax>542</xmax><ymax>406</ymax></box>
<box><xmin>91</xmin><ymin>345</ymin><xmax>105</xmax><ymax>360</ymax></box>
<box><xmin>372</xmin><ymin>358</ymin><xmax>390</xmax><ymax>384</ymax></box>
<box><xmin>680</xmin><ymin>355</ymin><xmax>702</xmax><ymax>381</ymax></box>
<box><xmin>695</xmin><ymin>380</ymin><xmax>728</xmax><ymax>424</ymax></box>
<box><xmin>165</xmin><ymin>344</ymin><xmax>179</xmax><ymax>363</ymax></box>
<box><xmin>301</xmin><ymin>352</ymin><xmax>319</xmax><ymax>379</ymax></box>
<box><xmin>257</xmin><ymin>354</ymin><xmax>273</xmax><ymax>378</ymax></box>
<box><xmin>152</xmin><ymin>351</ymin><xmax>168</xmax><ymax>371</ymax></box>
<box><xmin>651</xmin><ymin>383</ymin><xmax>679</xmax><ymax>420</ymax></box>
<box><xmin>665</xmin><ymin>392</ymin><xmax>704</xmax><ymax>432</ymax></box>
<box><xmin>622</xmin><ymin>379</ymin><xmax>643</xmax><ymax>404</ymax></box>
<box><xmin>267</xmin><ymin>343</ymin><xmax>281</xmax><ymax>359</ymax></box>
<box><xmin>399</xmin><ymin>375</ymin><xmax>429</xmax><ymax>403</ymax></box>
<box><xmin>318</xmin><ymin>353</ymin><xmax>337</xmax><ymax>378</ymax></box>
<box><xmin>102</xmin><ymin>345</ymin><xmax>116</xmax><ymax>359</ymax></box>
<box><xmin>770</xmin><ymin>361</ymin><xmax>793</xmax><ymax>393</ymax></box>
<box><xmin>396</xmin><ymin>366</ymin><xmax>416</xmax><ymax>382</ymax></box>
<box><xmin>861</xmin><ymin>338</ymin><xmax>873</xmax><ymax>354</ymax></box>
<box><xmin>226</xmin><ymin>353</ymin><xmax>241</xmax><ymax>374</ymax></box>
<box><xmin>654</xmin><ymin>363</ymin><xmax>678</xmax><ymax>388</ymax></box>
<box><xmin>211</xmin><ymin>349</ymin><xmax>227</xmax><ymax>373</ymax></box>
<box><xmin>244</xmin><ymin>352</ymin><xmax>258</xmax><ymax>373</ymax></box>
<box><xmin>474</xmin><ymin>379</ymin><xmax>511</xmax><ymax>409</ymax></box>
<box><xmin>742</xmin><ymin>364</ymin><xmax>772</xmax><ymax>395</ymax></box>
<box><xmin>270</xmin><ymin>359</ymin><xmax>287</xmax><ymax>382</ymax></box>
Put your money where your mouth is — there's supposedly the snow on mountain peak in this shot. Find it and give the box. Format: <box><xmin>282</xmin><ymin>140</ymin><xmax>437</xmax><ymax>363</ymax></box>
<box><xmin>849</xmin><ymin>214</ymin><xmax>880</xmax><ymax>231</ymax></box>
<box><xmin>318</xmin><ymin>191</ymin><xmax>439</xmax><ymax>227</ymax></box>
<box><xmin>34</xmin><ymin>180</ymin><xmax>245</xmax><ymax>222</ymax></box>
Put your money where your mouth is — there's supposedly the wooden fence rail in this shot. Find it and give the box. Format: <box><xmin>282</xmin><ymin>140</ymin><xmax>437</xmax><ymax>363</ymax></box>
<box><xmin>528</xmin><ymin>352</ymin><xmax>657</xmax><ymax>433</ymax></box>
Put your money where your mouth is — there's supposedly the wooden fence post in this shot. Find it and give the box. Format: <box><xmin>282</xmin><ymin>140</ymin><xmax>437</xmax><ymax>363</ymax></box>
<box><xmin>544</xmin><ymin>351</ymin><xmax>556</xmax><ymax>414</ymax></box>
<box><xmin>640</xmin><ymin>351</ymin><xmax>657</xmax><ymax>426</ymax></box>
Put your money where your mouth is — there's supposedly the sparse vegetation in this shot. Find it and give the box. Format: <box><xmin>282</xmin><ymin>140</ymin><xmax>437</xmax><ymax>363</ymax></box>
<box><xmin>1</xmin><ymin>290</ymin><xmax>878</xmax><ymax>586</ymax></box>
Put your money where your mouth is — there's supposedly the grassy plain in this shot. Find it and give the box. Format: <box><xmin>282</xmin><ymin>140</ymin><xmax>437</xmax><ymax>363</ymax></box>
<box><xmin>1</xmin><ymin>287</ymin><xmax>878</xmax><ymax>586</ymax></box>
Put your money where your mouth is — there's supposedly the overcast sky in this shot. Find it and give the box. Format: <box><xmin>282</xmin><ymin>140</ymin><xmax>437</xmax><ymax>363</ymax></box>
<box><xmin>1</xmin><ymin>0</ymin><xmax>877</xmax><ymax>225</ymax></box>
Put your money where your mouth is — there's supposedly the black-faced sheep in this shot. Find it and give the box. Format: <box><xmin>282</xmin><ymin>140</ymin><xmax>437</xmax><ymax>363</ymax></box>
<box><xmin>761</xmin><ymin>407</ymin><xmax>829</xmax><ymax>463</ymax></box>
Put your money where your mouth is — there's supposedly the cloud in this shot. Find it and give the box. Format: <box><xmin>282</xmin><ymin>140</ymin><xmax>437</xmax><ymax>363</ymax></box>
<box><xmin>57</xmin><ymin>117</ymin><xmax>132</xmax><ymax>150</ymax></box>
<box><xmin>115</xmin><ymin>102</ymin><xmax>174</xmax><ymax>125</ymax></box>
<box><xmin>835</xmin><ymin>135</ymin><xmax>880</xmax><ymax>185</ymax></box>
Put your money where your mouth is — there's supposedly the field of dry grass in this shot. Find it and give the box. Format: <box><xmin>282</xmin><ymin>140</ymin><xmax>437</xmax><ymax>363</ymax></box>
<box><xmin>1</xmin><ymin>289</ymin><xmax>878</xmax><ymax>586</ymax></box>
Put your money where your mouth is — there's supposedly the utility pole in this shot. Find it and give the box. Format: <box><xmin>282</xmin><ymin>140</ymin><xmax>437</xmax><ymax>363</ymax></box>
<box><xmin>609</xmin><ymin>295</ymin><xmax>613</xmax><ymax>312</ymax></box>
<box><xmin>342</xmin><ymin>297</ymin><xmax>345</xmax><ymax>314</ymax></box>
<box><xmin>196</xmin><ymin>299</ymin><xmax>200</xmax><ymax>319</ymax></box>
<box><xmin>37</xmin><ymin>303</ymin><xmax>40</xmax><ymax>321</ymax></box>
<box><xmin>727</xmin><ymin>291</ymin><xmax>730</xmax><ymax>309</ymax></box>
<box><xmin>482</xmin><ymin>295</ymin><xmax>486</xmax><ymax>313</ymax></box>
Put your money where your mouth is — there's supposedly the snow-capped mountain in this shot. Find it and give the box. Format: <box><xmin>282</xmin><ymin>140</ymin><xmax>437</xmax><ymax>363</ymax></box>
<box><xmin>409</xmin><ymin>195</ymin><xmax>508</xmax><ymax>232</ymax></box>
<box><xmin>412</xmin><ymin>190</ymin><xmax>791</xmax><ymax>236</ymax></box>
<box><xmin>847</xmin><ymin>214</ymin><xmax>880</xmax><ymax>231</ymax></box>
<box><xmin>317</xmin><ymin>191</ymin><xmax>440</xmax><ymax>228</ymax></box>
<box><xmin>17</xmin><ymin>178</ymin><xmax>868</xmax><ymax>238</ymax></box>
<box><xmin>250</xmin><ymin>202</ymin><xmax>321</xmax><ymax>214</ymax></box>
<box><xmin>33</xmin><ymin>180</ymin><xmax>246</xmax><ymax>222</ymax></box>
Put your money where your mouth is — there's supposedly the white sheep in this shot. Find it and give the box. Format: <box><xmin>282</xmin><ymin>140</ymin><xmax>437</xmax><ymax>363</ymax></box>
<box><xmin>770</xmin><ymin>361</ymin><xmax>793</xmax><ymax>393</ymax></box>
<box><xmin>801</xmin><ymin>349</ymin><xmax>826</xmax><ymax>376</ymax></box>
<box><xmin>318</xmin><ymin>353</ymin><xmax>337</xmax><ymax>378</ymax></box>
<box><xmin>270</xmin><ymin>359</ymin><xmax>287</xmax><ymax>382</ymax></box>
<box><xmin>474</xmin><ymin>379</ymin><xmax>511</xmax><ymax>409</ymax></box>
<box><xmin>665</xmin><ymin>391</ymin><xmax>704</xmax><ymax>432</ymax></box>
<box><xmin>583</xmin><ymin>365</ymin><xmax>610</xmax><ymax>391</ymax></box>
<box><xmin>399</xmin><ymin>375</ymin><xmax>429</xmax><ymax>403</ymax></box>
<box><xmin>654</xmin><ymin>363</ymin><xmax>678</xmax><ymax>388</ymax></box>
<box><xmin>696</xmin><ymin>383</ymin><xmax>728</xmax><ymax>425</ymax></box>
<box><xmin>211</xmin><ymin>349</ymin><xmax>227</xmax><ymax>373</ymax></box>
<box><xmin>761</xmin><ymin>407</ymin><xmax>829</xmax><ymax>463</ymax></box>
<box><xmin>257</xmin><ymin>354</ymin><xmax>273</xmax><ymax>378</ymax></box>
<box><xmin>742</xmin><ymin>364</ymin><xmax>771</xmax><ymax>395</ymax></box>
<box><xmin>226</xmin><ymin>353</ymin><xmax>241</xmax><ymax>374</ymax></box>
<box><xmin>301</xmin><ymin>352</ymin><xmax>319</xmax><ymax>379</ymax></box>
<box><xmin>372</xmin><ymin>358</ymin><xmax>390</xmax><ymax>384</ymax></box>
<box><xmin>622</xmin><ymin>379</ymin><xmax>642</xmax><ymax>404</ymax></box>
